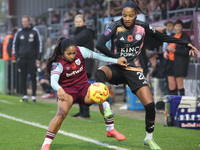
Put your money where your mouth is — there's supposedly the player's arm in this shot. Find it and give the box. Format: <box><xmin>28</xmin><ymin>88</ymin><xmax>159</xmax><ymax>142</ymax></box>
<box><xmin>12</xmin><ymin>29</ymin><xmax>20</xmax><ymax>60</ymax></box>
<box><xmin>79</xmin><ymin>46</ymin><xmax>127</xmax><ymax>67</ymax></box>
<box><xmin>145</xmin><ymin>24</ymin><xmax>198</xmax><ymax>56</ymax></box>
<box><xmin>96</xmin><ymin>23</ymin><xmax>118</xmax><ymax>58</ymax></box>
<box><xmin>50</xmin><ymin>63</ymin><xmax>68</xmax><ymax>101</ymax></box>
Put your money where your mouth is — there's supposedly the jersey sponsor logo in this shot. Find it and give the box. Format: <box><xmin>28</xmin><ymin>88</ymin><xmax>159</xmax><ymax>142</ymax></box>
<box><xmin>120</xmin><ymin>46</ymin><xmax>139</xmax><ymax>57</ymax></box>
<box><xmin>66</xmin><ymin>65</ymin><xmax>83</xmax><ymax>77</ymax></box>
<box><xmin>135</xmin><ymin>34</ymin><xmax>142</xmax><ymax>41</ymax></box>
<box><xmin>119</xmin><ymin>37</ymin><xmax>125</xmax><ymax>41</ymax></box>
<box><xmin>104</xmin><ymin>28</ymin><xmax>112</xmax><ymax>36</ymax></box>
<box><xmin>51</xmin><ymin>63</ymin><xmax>59</xmax><ymax>71</ymax></box>
<box><xmin>75</xmin><ymin>58</ymin><xmax>81</xmax><ymax>65</ymax></box>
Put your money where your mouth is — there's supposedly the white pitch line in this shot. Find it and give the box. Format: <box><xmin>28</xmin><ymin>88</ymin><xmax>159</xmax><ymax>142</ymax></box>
<box><xmin>0</xmin><ymin>113</ymin><xmax>129</xmax><ymax>150</ymax></box>
<box><xmin>0</xmin><ymin>99</ymin><xmax>14</xmax><ymax>104</ymax></box>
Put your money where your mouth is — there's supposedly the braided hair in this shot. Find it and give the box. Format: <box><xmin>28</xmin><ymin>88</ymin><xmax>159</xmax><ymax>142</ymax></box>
<box><xmin>106</xmin><ymin>0</ymin><xmax>149</xmax><ymax>16</ymax></box>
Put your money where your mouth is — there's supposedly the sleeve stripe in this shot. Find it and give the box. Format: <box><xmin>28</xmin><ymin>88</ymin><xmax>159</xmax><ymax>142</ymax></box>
<box><xmin>33</xmin><ymin>27</ymin><xmax>42</xmax><ymax>53</ymax></box>
<box><xmin>12</xmin><ymin>28</ymin><xmax>21</xmax><ymax>54</ymax></box>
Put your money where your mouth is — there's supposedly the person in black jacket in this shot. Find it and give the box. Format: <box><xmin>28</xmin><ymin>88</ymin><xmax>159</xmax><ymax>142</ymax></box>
<box><xmin>13</xmin><ymin>15</ymin><xmax>42</xmax><ymax>102</ymax></box>
<box><xmin>95</xmin><ymin>0</ymin><xmax>198</xmax><ymax>149</ymax></box>
<box><xmin>164</xmin><ymin>19</ymin><xmax>190</xmax><ymax>95</ymax></box>
<box><xmin>72</xmin><ymin>14</ymin><xmax>94</xmax><ymax>119</ymax></box>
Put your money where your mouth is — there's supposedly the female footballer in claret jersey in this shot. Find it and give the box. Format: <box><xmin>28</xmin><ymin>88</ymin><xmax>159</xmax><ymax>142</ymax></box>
<box><xmin>40</xmin><ymin>37</ymin><xmax>128</xmax><ymax>150</ymax></box>
<box><xmin>95</xmin><ymin>0</ymin><xmax>198</xmax><ymax>149</ymax></box>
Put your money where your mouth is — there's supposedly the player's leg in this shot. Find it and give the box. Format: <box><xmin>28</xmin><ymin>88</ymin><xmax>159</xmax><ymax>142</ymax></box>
<box><xmin>125</xmin><ymin>69</ymin><xmax>160</xmax><ymax>149</ymax></box>
<box><xmin>19</xmin><ymin>59</ymin><xmax>28</xmax><ymax>102</ymax></box>
<box><xmin>28</xmin><ymin>59</ymin><xmax>37</xmax><ymax>102</ymax></box>
<box><xmin>95</xmin><ymin>65</ymin><xmax>126</xmax><ymax>141</ymax></box>
<box><xmin>176</xmin><ymin>77</ymin><xmax>184</xmax><ymax>95</ymax></box>
<box><xmin>41</xmin><ymin>95</ymin><xmax>74</xmax><ymax>150</ymax></box>
<box><xmin>136</xmin><ymin>86</ymin><xmax>161</xmax><ymax>149</ymax></box>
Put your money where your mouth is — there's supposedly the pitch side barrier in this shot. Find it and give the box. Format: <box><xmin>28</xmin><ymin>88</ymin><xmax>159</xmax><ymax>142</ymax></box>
<box><xmin>184</xmin><ymin>63</ymin><xmax>200</xmax><ymax>99</ymax></box>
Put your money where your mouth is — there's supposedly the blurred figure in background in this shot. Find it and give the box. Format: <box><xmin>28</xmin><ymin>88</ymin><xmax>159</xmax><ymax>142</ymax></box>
<box><xmin>13</xmin><ymin>15</ymin><xmax>42</xmax><ymax>102</ymax></box>
<box><xmin>164</xmin><ymin>19</ymin><xmax>190</xmax><ymax>96</ymax></box>
<box><xmin>2</xmin><ymin>26</ymin><xmax>18</xmax><ymax>94</ymax></box>
<box><xmin>38</xmin><ymin>61</ymin><xmax>54</xmax><ymax>99</ymax></box>
<box><xmin>72</xmin><ymin>14</ymin><xmax>95</xmax><ymax>119</ymax></box>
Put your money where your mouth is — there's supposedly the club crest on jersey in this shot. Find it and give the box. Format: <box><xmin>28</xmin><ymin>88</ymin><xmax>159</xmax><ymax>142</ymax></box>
<box><xmin>51</xmin><ymin>63</ymin><xmax>59</xmax><ymax>71</ymax></box>
<box><xmin>20</xmin><ymin>35</ymin><xmax>25</xmax><ymax>40</ymax></box>
<box><xmin>75</xmin><ymin>58</ymin><xmax>81</xmax><ymax>65</ymax></box>
<box><xmin>66</xmin><ymin>66</ymin><xmax>70</xmax><ymax>70</ymax></box>
<box><xmin>104</xmin><ymin>28</ymin><xmax>112</xmax><ymax>36</ymax></box>
<box><xmin>135</xmin><ymin>34</ymin><xmax>142</xmax><ymax>41</ymax></box>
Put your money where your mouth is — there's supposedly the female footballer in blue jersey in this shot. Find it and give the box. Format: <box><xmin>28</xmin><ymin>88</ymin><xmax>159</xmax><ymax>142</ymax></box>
<box><xmin>95</xmin><ymin>0</ymin><xmax>198</xmax><ymax>149</ymax></box>
<box><xmin>40</xmin><ymin>37</ymin><xmax>127</xmax><ymax>150</ymax></box>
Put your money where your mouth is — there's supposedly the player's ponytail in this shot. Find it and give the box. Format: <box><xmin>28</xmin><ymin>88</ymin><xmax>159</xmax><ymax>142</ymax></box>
<box><xmin>46</xmin><ymin>37</ymin><xmax>65</xmax><ymax>76</ymax></box>
<box><xmin>105</xmin><ymin>0</ymin><xmax>149</xmax><ymax>16</ymax></box>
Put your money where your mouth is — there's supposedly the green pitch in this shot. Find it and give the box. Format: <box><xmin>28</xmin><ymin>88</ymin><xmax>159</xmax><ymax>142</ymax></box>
<box><xmin>0</xmin><ymin>94</ymin><xmax>199</xmax><ymax>150</ymax></box>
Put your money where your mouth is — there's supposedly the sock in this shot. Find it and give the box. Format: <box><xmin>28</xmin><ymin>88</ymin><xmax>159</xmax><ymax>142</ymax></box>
<box><xmin>95</xmin><ymin>69</ymin><xmax>106</xmax><ymax>83</ymax></box>
<box><xmin>102</xmin><ymin>102</ymin><xmax>114</xmax><ymax>131</ymax></box>
<box><xmin>105</xmin><ymin>118</ymin><xmax>114</xmax><ymax>131</ymax></box>
<box><xmin>178</xmin><ymin>88</ymin><xmax>185</xmax><ymax>96</ymax></box>
<box><xmin>42</xmin><ymin>131</ymin><xmax>55</xmax><ymax>146</ymax></box>
<box><xmin>31</xmin><ymin>96</ymin><xmax>36</xmax><ymax>100</ymax></box>
<box><xmin>169</xmin><ymin>89</ymin><xmax>177</xmax><ymax>95</ymax></box>
<box><xmin>146</xmin><ymin>132</ymin><xmax>153</xmax><ymax>140</ymax></box>
<box><xmin>102</xmin><ymin>101</ymin><xmax>110</xmax><ymax>110</ymax></box>
<box><xmin>23</xmin><ymin>95</ymin><xmax>28</xmax><ymax>99</ymax></box>
<box><xmin>145</xmin><ymin>102</ymin><xmax>155</xmax><ymax>133</ymax></box>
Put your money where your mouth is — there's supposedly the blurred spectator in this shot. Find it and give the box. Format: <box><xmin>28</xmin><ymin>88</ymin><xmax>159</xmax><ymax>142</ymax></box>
<box><xmin>51</xmin><ymin>13</ymin><xmax>60</xmax><ymax>24</ymax></box>
<box><xmin>43</xmin><ymin>37</ymin><xmax>56</xmax><ymax>62</ymax></box>
<box><xmin>169</xmin><ymin>0</ymin><xmax>179</xmax><ymax>10</ymax></box>
<box><xmin>164</xmin><ymin>19</ymin><xmax>190</xmax><ymax>96</ymax></box>
<box><xmin>147</xmin><ymin>0</ymin><xmax>160</xmax><ymax>21</ymax></box>
<box><xmin>38</xmin><ymin>61</ymin><xmax>54</xmax><ymax>99</ymax></box>
<box><xmin>159</xmin><ymin>0</ymin><xmax>167</xmax><ymax>19</ymax></box>
<box><xmin>72</xmin><ymin>14</ymin><xmax>95</xmax><ymax>118</ymax></box>
<box><xmin>146</xmin><ymin>51</ymin><xmax>165</xmax><ymax>83</ymax></box>
<box><xmin>162</xmin><ymin>20</ymin><xmax>175</xmax><ymax>53</ymax></box>
<box><xmin>13</xmin><ymin>15</ymin><xmax>42</xmax><ymax>102</ymax></box>
<box><xmin>191</xmin><ymin>0</ymin><xmax>199</xmax><ymax>7</ymax></box>
<box><xmin>185</xmin><ymin>0</ymin><xmax>192</xmax><ymax>8</ymax></box>
<box><xmin>177</xmin><ymin>0</ymin><xmax>186</xmax><ymax>9</ymax></box>
<box><xmin>184</xmin><ymin>0</ymin><xmax>193</xmax><ymax>15</ymax></box>
<box><xmin>2</xmin><ymin>26</ymin><xmax>18</xmax><ymax>94</ymax></box>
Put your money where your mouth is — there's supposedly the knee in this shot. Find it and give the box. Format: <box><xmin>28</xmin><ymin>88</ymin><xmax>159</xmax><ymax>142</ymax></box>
<box><xmin>56</xmin><ymin>110</ymin><xmax>68</xmax><ymax>121</ymax></box>
<box><xmin>144</xmin><ymin>102</ymin><xmax>155</xmax><ymax>112</ymax></box>
<box><xmin>95</xmin><ymin>69</ymin><xmax>106</xmax><ymax>83</ymax></box>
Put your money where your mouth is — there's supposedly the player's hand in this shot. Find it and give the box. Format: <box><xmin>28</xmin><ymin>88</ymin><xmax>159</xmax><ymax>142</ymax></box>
<box><xmin>163</xmin><ymin>51</ymin><xmax>168</xmax><ymax>59</ymax></box>
<box><xmin>166</xmin><ymin>46</ymin><xmax>175</xmax><ymax>52</ymax></box>
<box><xmin>117</xmin><ymin>57</ymin><xmax>129</xmax><ymax>67</ymax></box>
<box><xmin>188</xmin><ymin>43</ymin><xmax>199</xmax><ymax>56</ymax></box>
<box><xmin>57</xmin><ymin>88</ymin><xmax>68</xmax><ymax>102</ymax></box>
